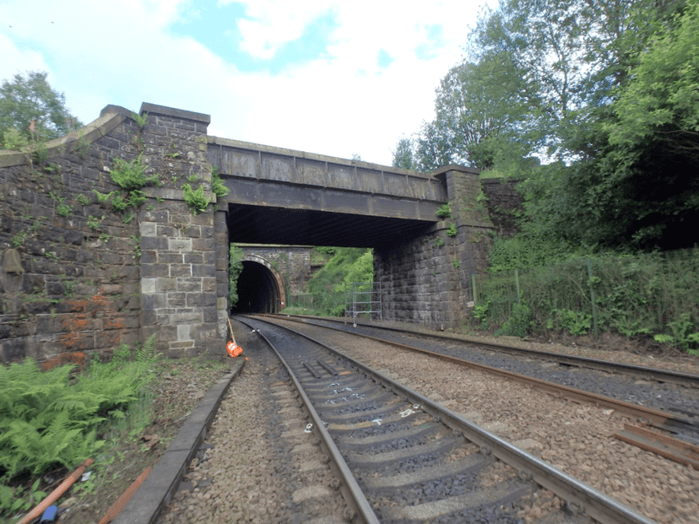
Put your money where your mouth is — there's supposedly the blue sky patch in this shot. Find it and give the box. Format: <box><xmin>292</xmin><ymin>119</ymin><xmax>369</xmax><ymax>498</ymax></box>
<box><xmin>377</xmin><ymin>49</ymin><xmax>394</xmax><ymax>70</ymax></box>
<box><xmin>171</xmin><ymin>2</ymin><xmax>339</xmax><ymax>74</ymax></box>
<box><xmin>415</xmin><ymin>23</ymin><xmax>445</xmax><ymax>60</ymax></box>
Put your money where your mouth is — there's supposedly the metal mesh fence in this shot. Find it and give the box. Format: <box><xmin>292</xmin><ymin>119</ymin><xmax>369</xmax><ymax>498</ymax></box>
<box><xmin>344</xmin><ymin>281</ymin><xmax>382</xmax><ymax>324</ymax></box>
<box><xmin>472</xmin><ymin>248</ymin><xmax>699</xmax><ymax>340</ymax></box>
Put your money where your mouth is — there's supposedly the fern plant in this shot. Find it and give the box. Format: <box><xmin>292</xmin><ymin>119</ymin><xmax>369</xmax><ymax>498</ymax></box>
<box><xmin>131</xmin><ymin>111</ymin><xmax>148</xmax><ymax>129</ymax></box>
<box><xmin>436</xmin><ymin>203</ymin><xmax>452</xmax><ymax>219</ymax></box>
<box><xmin>211</xmin><ymin>165</ymin><xmax>229</xmax><ymax>199</ymax></box>
<box><xmin>107</xmin><ymin>153</ymin><xmax>159</xmax><ymax>215</ymax></box>
<box><xmin>110</xmin><ymin>153</ymin><xmax>158</xmax><ymax>191</ymax></box>
<box><xmin>182</xmin><ymin>183</ymin><xmax>210</xmax><ymax>215</ymax></box>
<box><xmin>0</xmin><ymin>338</ymin><xmax>158</xmax><ymax>486</ymax></box>
<box><xmin>92</xmin><ymin>189</ymin><xmax>116</xmax><ymax>205</ymax></box>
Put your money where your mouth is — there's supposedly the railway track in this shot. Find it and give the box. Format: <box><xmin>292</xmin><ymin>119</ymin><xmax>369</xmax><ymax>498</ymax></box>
<box><xmin>264</xmin><ymin>314</ymin><xmax>699</xmax><ymax>447</ymax></box>
<box><xmin>282</xmin><ymin>315</ymin><xmax>699</xmax><ymax>389</ymax></box>
<box><xmin>239</xmin><ymin>315</ymin><xmax>655</xmax><ymax>524</ymax></box>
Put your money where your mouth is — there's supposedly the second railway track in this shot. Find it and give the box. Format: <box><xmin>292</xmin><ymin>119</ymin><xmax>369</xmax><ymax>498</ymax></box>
<box><xmin>239</xmin><ymin>315</ymin><xmax>655</xmax><ymax>524</ymax></box>
<box><xmin>264</xmin><ymin>314</ymin><xmax>699</xmax><ymax>446</ymax></box>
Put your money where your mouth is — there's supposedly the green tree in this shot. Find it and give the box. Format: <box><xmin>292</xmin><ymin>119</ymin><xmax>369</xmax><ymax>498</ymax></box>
<box><xmin>430</xmin><ymin>56</ymin><xmax>535</xmax><ymax>171</ymax></box>
<box><xmin>590</xmin><ymin>0</ymin><xmax>699</xmax><ymax>249</ymax></box>
<box><xmin>608</xmin><ymin>0</ymin><xmax>699</xmax><ymax>156</ymax></box>
<box><xmin>522</xmin><ymin>0</ymin><xmax>699</xmax><ymax>251</ymax></box>
<box><xmin>229</xmin><ymin>244</ymin><xmax>244</xmax><ymax>308</ymax></box>
<box><xmin>337</xmin><ymin>249</ymin><xmax>374</xmax><ymax>291</ymax></box>
<box><xmin>467</xmin><ymin>0</ymin><xmax>663</xmax><ymax>160</ymax></box>
<box><xmin>391</xmin><ymin>137</ymin><xmax>417</xmax><ymax>170</ymax></box>
<box><xmin>0</xmin><ymin>71</ymin><xmax>81</xmax><ymax>146</ymax></box>
<box><xmin>303</xmin><ymin>247</ymin><xmax>372</xmax><ymax>315</ymax></box>
<box><xmin>475</xmin><ymin>0</ymin><xmax>696</xmax><ymax>252</ymax></box>
<box><xmin>391</xmin><ymin>0</ymin><xmax>693</xmax><ymax>255</ymax></box>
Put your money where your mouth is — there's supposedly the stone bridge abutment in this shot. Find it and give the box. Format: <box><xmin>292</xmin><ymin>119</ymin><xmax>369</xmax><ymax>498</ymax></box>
<box><xmin>1</xmin><ymin>102</ymin><xmax>519</xmax><ymax>363</ymax></box>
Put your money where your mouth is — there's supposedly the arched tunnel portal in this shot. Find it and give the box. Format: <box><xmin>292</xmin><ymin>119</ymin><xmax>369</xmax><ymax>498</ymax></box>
<box><xmin>231</xmin><ymin>255</ymin><xmax>287</xmax><ymax>314</ymax></box>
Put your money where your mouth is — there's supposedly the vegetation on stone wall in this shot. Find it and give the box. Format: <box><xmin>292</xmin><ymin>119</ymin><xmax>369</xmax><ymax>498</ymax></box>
<box><xmin>229</xmin><ymin>244</ymin><xmax>244</xmax><ymax>308</ymax></box>
<box><xmin>210</xmin><ymin>166</ymin><xmax>229</xmax><ymax>200</ymax></box>
<box><xmin>0</xmin><ymin>78</ymin><xmax>148</xmax><ymax>362</ymax></box>
<box><xmin>182</xmin><ymin>183</ymin><xmax>210</xmax><ymax>214</ymax></box>
<box><xmin>228</xmin><ymin>244</ymin><xmax>245</xmax><ymax>308</ymax></box>
<box><xmin>95</xmin><ymin>152</ymin><xmax>161</xmax><ymax>215</ymax></box>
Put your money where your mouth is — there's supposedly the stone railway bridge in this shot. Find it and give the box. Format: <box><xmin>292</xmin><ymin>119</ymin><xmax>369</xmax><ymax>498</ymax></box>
<box><xmin>0</xmin><ymin>103</ymin><xmax>520</xmax><ymax>362</ymax></box>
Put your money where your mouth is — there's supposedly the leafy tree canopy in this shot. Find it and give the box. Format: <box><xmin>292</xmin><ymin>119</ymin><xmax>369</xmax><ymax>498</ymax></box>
<box><xmin>391</xmin><ymin>137</ymin><xmax>417</xmax><ymax>170</ymax></box>
<box><xmin>0</xmin><ymin>71</ymin><xmax>81</xmax><ymax>146</ymax></box>
<box><xmin>393</xmin><ymin>0</ymin><xmax>698</xmax><ymax>256</ymax></box>
<box><xmin>608</xmin><ymin>0</ymin><xmax>699</xmax><ymax>156</ymax></box>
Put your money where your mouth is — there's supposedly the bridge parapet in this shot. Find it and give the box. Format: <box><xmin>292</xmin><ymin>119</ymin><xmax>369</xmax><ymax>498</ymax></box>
<box><xmin>208</xmin><ymin>136</ymin><xmax>447</xmax><ymax>203</ymax></box>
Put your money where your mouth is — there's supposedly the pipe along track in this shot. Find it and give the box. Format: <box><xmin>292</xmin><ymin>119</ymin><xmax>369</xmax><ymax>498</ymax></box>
<box><xmin>266</xmin><ymin>314</ymin><xmax>699</xmax><ymax>446</ymax></box>
<box><xmin>239</xmin><ymin>315</ymin><xmax>654</xmax><ymax>524</ymax></box>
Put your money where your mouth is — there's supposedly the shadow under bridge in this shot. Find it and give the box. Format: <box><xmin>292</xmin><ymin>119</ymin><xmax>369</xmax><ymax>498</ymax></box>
<box><xmin>211</xmin><ymin>136</ymin><xmax>447</xmax><ymax>247</ymax></box>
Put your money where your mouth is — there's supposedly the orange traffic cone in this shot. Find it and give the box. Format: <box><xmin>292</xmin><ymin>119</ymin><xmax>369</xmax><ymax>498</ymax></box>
<box><xmin>226</xmin><ymin>317</ymin><xmax>243</xmax><ymax>358</ymax></box>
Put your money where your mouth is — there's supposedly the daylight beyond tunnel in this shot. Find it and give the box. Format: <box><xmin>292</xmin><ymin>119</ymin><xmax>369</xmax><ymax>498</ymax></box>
<box><xmin>227</xmin><ymin>204</ymin><xmax>434</xmax><ymax>248</ymax></box>
<box><xmin>232</xmin><ymin>261</ymin><xmax>281</xmax><ymax>314</ymax></box>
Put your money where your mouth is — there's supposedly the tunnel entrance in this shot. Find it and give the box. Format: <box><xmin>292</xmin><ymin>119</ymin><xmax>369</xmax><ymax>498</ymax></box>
<box><xmin>231</xmin><ymin>258</ymin><xmax>286</xmax><ymax>314</ymax></box>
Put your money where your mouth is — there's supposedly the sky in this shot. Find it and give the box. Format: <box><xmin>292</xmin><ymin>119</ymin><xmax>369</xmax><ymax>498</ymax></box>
<box><xmin>0</xmin><ymin>0</ymin><xmax>496</xmax><ymax>166</ymax></box>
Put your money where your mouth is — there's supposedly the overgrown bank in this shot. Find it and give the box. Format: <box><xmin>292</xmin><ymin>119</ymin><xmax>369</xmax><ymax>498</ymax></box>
<box><xmin>284</xmin><ymin>247</ymin><xmax>374</xmax><ymax>316</ymax></box>
<box><xmin>471</xmin><ymin>248</ymin><xmax>699</xmax><ymax>355</ymax></box>
<box><xmin>0</xmin><ymin>337</ymin><xmax>228</xmax><ymax>523</ymax></box>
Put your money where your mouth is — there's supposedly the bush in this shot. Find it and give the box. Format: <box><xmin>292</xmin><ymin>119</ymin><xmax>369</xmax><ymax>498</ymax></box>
<box><xmin>0</xmin><ymin>336</ymin><xmax>158</xmax><ymax>518</ymax></box>
<box><xmin>496</xmin><ymin>302</ymin><xmax>532</xmax><ymax>338</ymax></box>
<box><xmin>473</xmin><ymin>248</ymin><xmax>699</xmax><ymax>352</ymax></box>
<box><xmin>291</xmin><ymin>247</ymin><xmax>373</xmax><ymax>316</ymax></box>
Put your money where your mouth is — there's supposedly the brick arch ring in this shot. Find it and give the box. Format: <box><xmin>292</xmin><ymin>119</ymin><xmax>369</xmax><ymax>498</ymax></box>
<box><xmin>240</xmin><ymin>254</ymin><xmax>287</xmax><ymax>310</ymax></box>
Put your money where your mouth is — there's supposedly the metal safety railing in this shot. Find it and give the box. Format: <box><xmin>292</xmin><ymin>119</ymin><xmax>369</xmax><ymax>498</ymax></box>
<box><xmin>344</xmin><ymin>281</ymin><xmax>382</xmax><ymax>326</ymax></box>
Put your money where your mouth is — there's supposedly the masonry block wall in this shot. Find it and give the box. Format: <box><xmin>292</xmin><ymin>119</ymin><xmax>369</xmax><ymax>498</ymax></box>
<box><xmin>481</xmin><ymin>178</ymin><xmax>524</xmax><ymax>236</ymax></box>
<box><xmin>239</xmin><ymin>245</ymin><xmax>312</xmax><ymax>296</ymax></box>
<box><xmin>0</xmin><ymin>103</ymin><xmax>227</xmax><ymax>363</ymax></box>
<box><xmin>135</xmin><ymin>103</ymin><xmax>224</xmax><ymax>357</ymax></box>
<box><xmin>0</xmin><ymin>109</ymin><xmax>144</xmax><ymax>363</ymax></box>
<box><xmin>215</xmin><ymin>210</ymin><xmax>230</xmax><ymax>341</ymax></box>
<box><xmin>375</xmin><ymin>166</ymin><xmax>495</xmax><ymax>329</ymax></box>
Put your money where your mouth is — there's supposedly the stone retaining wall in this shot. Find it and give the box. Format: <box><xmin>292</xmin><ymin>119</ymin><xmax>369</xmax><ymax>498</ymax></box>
<box><xmin>0</xmin><ymin>103</ymin><xmax>227</xmax><ymax>362</ymax></box>
<box><xmin>375</xmin><ymin>166</ymin><xmax>495</xmax><ymax>329</ymax></box>
<box><xmin>0</xmin><ymin>110</ymin><xmax>142</xmax><ymax>362</ymax></box>
<box><xmin>481</xmin><ymin>178</ymin><xmax>523</xmax><ymax>236</ymax></box>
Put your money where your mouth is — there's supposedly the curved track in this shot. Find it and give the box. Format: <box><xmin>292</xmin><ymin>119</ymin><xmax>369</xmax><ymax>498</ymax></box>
<box><xmin>239</xmin><ymin>315</ymin><xmax>655</xmax><ymax>524</ymax></box>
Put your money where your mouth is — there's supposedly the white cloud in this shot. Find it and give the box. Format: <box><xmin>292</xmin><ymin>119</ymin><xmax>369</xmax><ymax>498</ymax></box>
<box><xmin>0</xmin><ymin>33</ymin><xmax>51</xmax><ymax>79</ymax></box>
<box><xmin>225</xmin><ymin>0</ymin><xmax>334</xmax><ymax>59</ymax></box>
<box><xmin>0</xmin><ymin>0</ymin><xmax>495</xmax><ymax>165</ymax></box>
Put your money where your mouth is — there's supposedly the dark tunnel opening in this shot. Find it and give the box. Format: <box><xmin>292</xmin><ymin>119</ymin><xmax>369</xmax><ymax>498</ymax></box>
<box><xmin>231</xmin><ymin>261</ymin><xmax>281</xmax><ymax>314</ymax></box>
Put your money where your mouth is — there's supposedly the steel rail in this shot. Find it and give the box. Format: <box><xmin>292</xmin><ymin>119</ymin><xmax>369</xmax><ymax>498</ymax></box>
<box><xmin>614</xmin><ymin>424</ymin><xmax>699</xmax><ymax>470</ymax></box>
<box><xmin>236</xmin><ymin>317</ymin><xmax>380</xmax><ymax>524</ymax></box>
<box><xmin>250</xmin><ymin>315</ymin><xmax>657</xmax><ymax>524</ymax></box>
<box><xmin>276</xmin><ymin>314</ymin><xmax>699</xmax><ymax>389</ymax></box>
<box><xmin>266</xmin><ymin>314</ymin><xmax>696</xmax><ymax>430</ymax></box>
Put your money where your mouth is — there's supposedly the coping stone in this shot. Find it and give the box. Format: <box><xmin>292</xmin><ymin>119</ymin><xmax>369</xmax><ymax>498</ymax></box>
<box><xmin>112</xmin><ymin>356</ymin><xmax>245</xmax><ymax>524</ymax></box>
<box><xmin>139</xmin><ymin>103</ymin><xmax>211</xmax><ymax>125</ymax></box>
